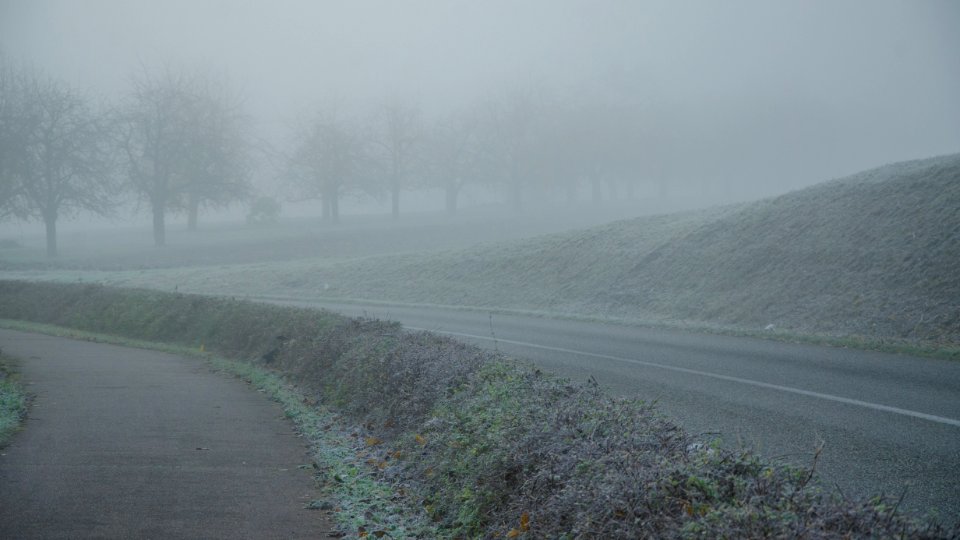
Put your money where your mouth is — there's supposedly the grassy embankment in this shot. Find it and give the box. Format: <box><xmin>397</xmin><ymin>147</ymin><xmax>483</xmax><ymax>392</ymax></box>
<box><xmin>1</xmin><ymin>281</ymin><xmax>956</xmax><ymax>539</ymax></box>
<box><xmin>236</xmin><ymin>153</ymin><xmax>958</xmax><ymax>350</ymax></box>
<box><xmin>8</xmin><ymin>153</ymin><xmax>957</xmax><ymax>359</ymax></box>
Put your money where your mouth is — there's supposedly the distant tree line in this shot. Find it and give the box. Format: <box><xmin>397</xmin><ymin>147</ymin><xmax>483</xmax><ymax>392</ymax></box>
<box><xmin>284</xmin><ymin>86</ymin><xmax>650</xmax><ymax>223</ymax></box>
<box><xmin>1</xmin><ymin>54</ymin><xmax>653</xmax><ymax>254</ymax></box>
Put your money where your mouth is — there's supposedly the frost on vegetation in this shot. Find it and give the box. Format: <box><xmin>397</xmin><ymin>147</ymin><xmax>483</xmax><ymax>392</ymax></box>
<box><xmin>0</xmin><ymin>282</ymin><xmax>958</xmax><ymax>538</ymax></box>
<box><xmin>0</xmin><ymin>354</ymin><xmax>27</xmax><ymax>444</ymax></box>
<box><xmin>210</xmin><ymin>356</ymin><xmax>438</xmax><ymax>538</ymax></box>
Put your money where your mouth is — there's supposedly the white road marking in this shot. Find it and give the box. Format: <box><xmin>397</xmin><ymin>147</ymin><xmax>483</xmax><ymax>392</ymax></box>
<box><xmin>408</xmin><ymin>326</ymin><xmax>960</xmax><ymax>429</ymax></box>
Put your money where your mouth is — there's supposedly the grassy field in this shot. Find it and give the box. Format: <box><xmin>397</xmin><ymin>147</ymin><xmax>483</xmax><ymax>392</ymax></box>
<box><xmin>2</xmin><ymin>282</ymin><xmax>955</xmax><ymax>538</ymax></box>
<box><xmin>6</xmin><ymin>153</ymin><xmax>957</xmax><ymax>353</ymax></box>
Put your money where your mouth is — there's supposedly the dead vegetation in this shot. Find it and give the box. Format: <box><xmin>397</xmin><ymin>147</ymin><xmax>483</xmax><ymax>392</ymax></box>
<box><xmin>1</xmin><ymin>281</ymin><xmax>956</xmax><ymax>538</ymax></box>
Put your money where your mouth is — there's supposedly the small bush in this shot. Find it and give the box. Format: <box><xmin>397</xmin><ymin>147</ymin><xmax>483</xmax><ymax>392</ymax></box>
<box><xmin>0</xmin><ymin>355</ymin><xmax>26</xmax><ymax>445</ymax></box>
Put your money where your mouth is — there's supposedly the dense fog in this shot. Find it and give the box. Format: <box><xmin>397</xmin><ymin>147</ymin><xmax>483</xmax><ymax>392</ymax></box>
<box><xmin>1</xmin><ymin>0</ymin><xmax>959</xmax><ymax>242</ymax></box>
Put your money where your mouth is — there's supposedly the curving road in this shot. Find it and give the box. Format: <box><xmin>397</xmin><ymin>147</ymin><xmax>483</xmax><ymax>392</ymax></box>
<box><xmin>264</xmin><ymin>298</ymin><xmax>960</xmax><ymax>524</ymax></box>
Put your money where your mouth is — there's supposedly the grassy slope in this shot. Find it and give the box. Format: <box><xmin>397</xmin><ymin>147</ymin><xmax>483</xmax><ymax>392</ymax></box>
<box><xmin>226</xmin><ymin>153</ymin><xmax>960</xmax><ymax>344</ymax></box>
<box><xmin>5</xmin><ymin>154</ymin><xmax>956</xmax><ymax>347</ymax></box>
<box><xmin>605</xmin><ymin>153</ymin><xmax>960</xmax><ymax>341</ymax></box>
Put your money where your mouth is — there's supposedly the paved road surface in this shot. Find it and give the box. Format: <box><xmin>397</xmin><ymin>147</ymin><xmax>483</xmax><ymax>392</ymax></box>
<box><xmin>267</xmin><ymin>299</ymin><xmax>960</xmax><ymax>524</ymax></box>
<box><xmin>0</xmin><ymin>329</ymin><xmax>330</xmax><ymax>539</ymax></box>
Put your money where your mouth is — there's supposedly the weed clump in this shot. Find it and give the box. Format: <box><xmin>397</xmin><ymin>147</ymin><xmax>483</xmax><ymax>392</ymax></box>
<box><xmin>398</xmin><ymin>361</ymin><xmax>954</xmax><ymax>538</ymax></box>
<box><xmin>0</xmin><ymin>353</ymin><xmax>26</xmax><ymax>445</ymax></box>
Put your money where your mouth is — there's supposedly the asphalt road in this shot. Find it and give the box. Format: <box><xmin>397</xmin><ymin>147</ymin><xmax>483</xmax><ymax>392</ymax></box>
<box><xmin>270</xmin><ymin>299</ymin><xmax>960</xmax><ymax>524</ymax></box>
<box><xmin>0</xmin><ymin>329</ymin><xmax>331</xmax><ymax>539</ymax></box>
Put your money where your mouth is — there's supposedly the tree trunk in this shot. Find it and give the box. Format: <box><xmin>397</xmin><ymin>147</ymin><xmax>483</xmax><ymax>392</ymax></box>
<box><xmin>330</xmin><ymin>193</ymin><xmax>340</xmax><ymax>224</ymax></box>
<box><xmin>152</xmin><ymin>201</ymin><xmax>166</xmax><ymax>247</ymax></box>
<box><xmin>187</xmin><ymin>194</ymin><xmax>199</xmax><ymax>232</ymax></box>
<box><xmin>44</xmin><ymin>212</ymin><xmax>57</xmax><ymax>258</ymax></box>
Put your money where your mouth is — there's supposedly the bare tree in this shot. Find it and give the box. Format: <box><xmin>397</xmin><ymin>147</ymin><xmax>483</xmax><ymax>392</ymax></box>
<box><xmin>119</xmin><ymin>66</ymin><xmax>249</xmax><ymax>243</ymax></box>
<box><xmin>371</xmin><ymin>98</ymin><xmax>421</xmax><ymax>220</ymax></box>
<box><xmin>480</xmin><ymin>88</ymin><xmax>543</xmax><ymax>212</ymax></box>
<box><xmin>118</xmin><ymin>66</ymin><xmax>198</xmax><ymax>246</ymax></box>
<box><xmin>180</xmin><ymin>78</ymin><xmax>252</xmax><ymax>231</ymax></box>
<box><xmin>424</xmin><ymin>110</ymin><xmax>480</xmax><ymax>215</ymax></box>
<box><xmin>533</xmin><ymin>103</ymin><xmax>585</xmax><ymax>205</ymax></box>
<box><xmin>286</xmin><ymin>109</ymin><xmax>367</xmax><ymax>224</ymax></box>
<box><xmin>0</xmin><ymin>61</ymin><xmax>114</xmax><ymax>256</ymax></box>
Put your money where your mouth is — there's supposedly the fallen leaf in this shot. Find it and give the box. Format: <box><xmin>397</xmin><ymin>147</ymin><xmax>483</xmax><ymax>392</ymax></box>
<box><xmin>365</xmin><ymin>437</ymin><xmax>382</xmax><ymax>447</ymax></box>
<box><xmin>414</xmin><ymin>434</ymin><xmax>427</xmax><ymax>446</ymax></box>
<box><xmin>506</xmin><ymin>529</ymin><xmax>520</xmax><ymax>538</ymax></box>
<box><xmin>520</xmin><ymin>512</ymin><xmax>530</xmax><ymax>531</ymax></box>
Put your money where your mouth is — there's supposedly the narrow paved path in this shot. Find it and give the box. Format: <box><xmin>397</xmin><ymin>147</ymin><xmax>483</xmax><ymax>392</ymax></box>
<box><xmin>0</xmin><ymin>329</ymin><xmax>330</xmax><ymax>539</ymax></box>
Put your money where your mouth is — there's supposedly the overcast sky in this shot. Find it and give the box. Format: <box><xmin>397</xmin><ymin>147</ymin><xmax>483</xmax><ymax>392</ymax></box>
<box><xmin>2</xmin><ymin>0</ymin><xmax>959</xmax><ymax>197</ymax></box>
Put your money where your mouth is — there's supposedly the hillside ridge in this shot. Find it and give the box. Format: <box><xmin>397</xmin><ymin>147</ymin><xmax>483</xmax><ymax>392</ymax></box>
<box><xmin>299</xmin><ymin>152</ymin><xmax>959</xmax><ymax>343</ymax></box>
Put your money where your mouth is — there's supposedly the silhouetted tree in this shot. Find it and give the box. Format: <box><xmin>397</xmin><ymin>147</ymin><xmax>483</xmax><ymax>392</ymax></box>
<box><xmin>0</xmin><ymin>60</ymin><xmax>114</xmax><ymax>256</ymax></box>
<box><xmin>118</xmin><ymin>66</ymin><xmax>198</xmax><ymax>246</ymax></box>
<box><xmin>480</xmin><ymin>88</ymin><xmax>543</xmax><ymax>212</ymax></box>
<box><xmin>286</xmin><ymin>109</ymin><xmax>367</xmax><ymax>224</ymax></box>
<box><xmin>180</xmin><ymin>78</ymin><xmax>252</xmax><ymax>231</ymax></box>
<box><xmin>371</xmin><ymin>98</ymin><xmax>421</xmax><ymax>220</ymax></box>
<box><xmin>424</xmin><ymin>110</ymin><xmax>480</xmax><ymax>215</ymax></box>
<box><xmin>119</xmin><ymin>66</ymin><xmax>249</xmax><ymax>243</ymax></box>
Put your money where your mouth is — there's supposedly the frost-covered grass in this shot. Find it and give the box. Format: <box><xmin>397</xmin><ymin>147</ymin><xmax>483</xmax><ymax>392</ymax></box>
<box><xmin>8</xmin><ymin>155</ymin><xmax>958</xmax><ymax>354</ymax></box>
<box><xmin>0</xmin><ymin>354</ymin><xmax>26</xmax><ymax>446</ymax></box>
<box><xmin>1</xmin><ymin>282</ymin><xmax>957</xmax><ymax>538</ymax></box>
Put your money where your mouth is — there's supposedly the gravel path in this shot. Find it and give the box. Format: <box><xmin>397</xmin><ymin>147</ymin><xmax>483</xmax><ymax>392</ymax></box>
<box><xmin>0</xmin><ymin>329</ymin><xmax>331</xmax><ymax>539</ymax></box>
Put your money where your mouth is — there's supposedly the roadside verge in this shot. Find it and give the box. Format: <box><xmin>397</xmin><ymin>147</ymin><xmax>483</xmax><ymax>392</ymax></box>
<box><xmin>1</xmin><ymin>280</ymin><xmax>955</xmax><ymax>538</ymax></box>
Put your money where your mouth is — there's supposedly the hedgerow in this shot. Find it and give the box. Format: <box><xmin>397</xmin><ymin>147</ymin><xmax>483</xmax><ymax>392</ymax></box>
<box><xmin>0</xmin><ymin>281</ymin><xmax>955</xmax><ymax>538</ymax></box>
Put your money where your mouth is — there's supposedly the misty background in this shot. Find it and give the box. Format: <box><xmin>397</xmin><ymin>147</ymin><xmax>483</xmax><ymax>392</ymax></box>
<box><xmin>1</xmin><ymin>0</ymin><xmax>959</xmax><ymax>234</ymax></box>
